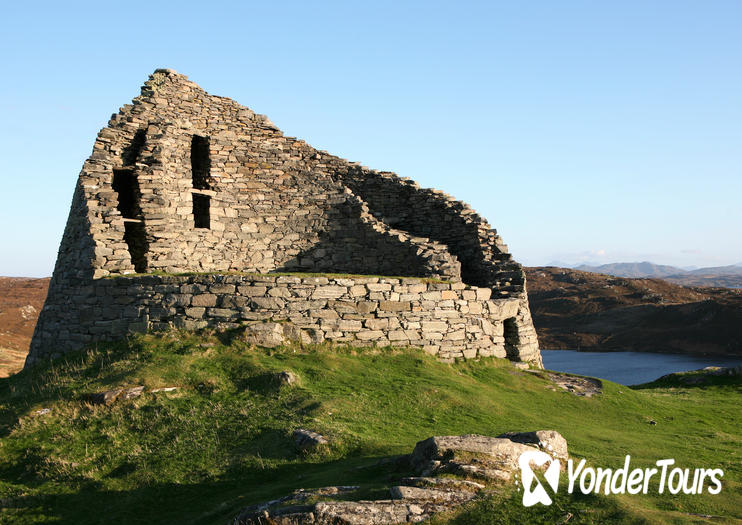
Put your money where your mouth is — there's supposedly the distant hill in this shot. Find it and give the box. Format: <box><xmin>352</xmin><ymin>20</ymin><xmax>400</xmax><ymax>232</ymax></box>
<box><xmin>575</xmin><ymin>261</ymin><xmax>742</xmax><ymax>288</ymax></box>
<box><xmin>0</xmin><ymin>277</ymin><xmax>49</xmax><ymax>377</ymax></box>
<box><xmin>575</xmin><ymin>261</ymin><xmax>687</xmax><ymax>278</ymax></box>
<box><xmin>526</xmin><ymin>266</ymin><xmax>742</xmax><ymax>356</ymax></box>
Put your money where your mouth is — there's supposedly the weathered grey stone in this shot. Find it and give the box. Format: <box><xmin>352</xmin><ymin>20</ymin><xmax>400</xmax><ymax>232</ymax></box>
<box><xmin>314</xmin><ymin>501</ymin><xmax>437</xmax><ymax>525</ymax></box>
<box><xmin>311</xmin><ymin>286</ymin><xmax>347</xmax><ymax>299</ymax></box>
<box><xmin>390</xmin><ymin>485</ymin><xmax>476</xmax><ymax>504</ymax></box>
<box><xmin>355</xmin><ymin>301</ymin><xmax>378</xmax><ymax>314</ymax></box>
<box><xmin>230</xmin><ymin>430</ymin><xmax>565</xmax><ymax>525</ymax></box>
<box><xmin>86</xmin><ymin>385</ymin><xmax>144</xmax><ymax>405</ymax></box>
<box><xmin>496</xmin><ymin>430</ymin><xmax>569</xmax><ymax>460</ymax></box>
<box><xmin>293</xmin><ymin>429</ymin><xmax>329</xmax><ymax>451</ymax></box>
<box><xmin>86</xmin><ymin>388</ymin><xmax>124</xmax><ymax>406</ymax></box>
<box><xmin>276</xmin><ymin>371</ymin><xmax>299</xmax><ymax>386</ymax></box>
<box><xmin>399</xmin><ymin>477</ymin><xmax>484</xmax><ymax>491</ymax></box>
<box><xmin>282</xmin><ymin>323</ymin><xmax>312</xmax><ymax>344</ymax></box>
<box><xmin>243</xmin><ymin>323</ymin><xmax>285</xmax><ymax>348</ymax></box>
<box><xmin>191</xmin><ymin>294</ymin><xmax>218</xmax><ymax>307</ymax></box>
<box><xmin>379</xmin><ymin>301</ymin><xmax>410</xmax><ymax>312</ymax></box>
<box><xmin>421</xmin><ymin>321</ymin><xmax>447</xmax><ymax>332</ymax></box>
<box><xmin>122</xmin><ymin>385</ymin><xmax>145</xmax><ymax>400</ymax></box>
<box><xmin>411</xmin><ymin>434</ymin><xmax>536</xmax><ymax>472</ymax></box>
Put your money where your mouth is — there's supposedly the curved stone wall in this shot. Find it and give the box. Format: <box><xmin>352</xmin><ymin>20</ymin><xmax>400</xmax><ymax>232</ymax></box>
<box><xmin>27</xmin><ymin>274</ymin><xmax>530</xmax><ymax>365</ymax></box>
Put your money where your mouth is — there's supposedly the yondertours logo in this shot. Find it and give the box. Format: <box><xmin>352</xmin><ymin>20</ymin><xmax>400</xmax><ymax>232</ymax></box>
<box><xmin>519</xmin><ymin>450</ymin><xmax>561</xmax><ymax>506</ymax></box>
<box><xmin>518</xmin><ymin>453</ymin><xmax>724</xmax><ymax>507</ymax></box>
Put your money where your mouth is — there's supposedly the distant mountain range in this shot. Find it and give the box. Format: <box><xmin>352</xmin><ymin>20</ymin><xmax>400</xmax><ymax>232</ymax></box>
<box><xmin>573</xmin><ymin>261</ymin><xmax>742</xmax><ymax>288</ymax></box>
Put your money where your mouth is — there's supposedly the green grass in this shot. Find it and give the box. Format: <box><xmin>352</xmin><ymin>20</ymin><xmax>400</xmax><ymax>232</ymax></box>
<box><xmin>0</xmin><ymin>331</ymin><xmax>739</xmax><ymax>524</ymax></box>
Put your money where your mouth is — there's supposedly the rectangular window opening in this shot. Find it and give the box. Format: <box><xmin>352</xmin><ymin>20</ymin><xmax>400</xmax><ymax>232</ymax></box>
<box><xmin>124</xmin><ymin>222</ymin><xmax>148</xmax><ymax>273</ymax></box>
<box><xmin>504</xmin><ymin>317</ymin><xmax>519</xmax><ymax>357</ymax></box>
<box><xmin>191</xmin><ymin>135</ymin><xmax>211</xmax><ymax>190</ymax></box>
<box><xmin>112</xmin><ymin>168</ymin><xmax>147</xmax><ymax>272</ymax></box>
<box><xmin>193</xmin><ymin>194</ymin><xmax>211</xmax><ymax>229</ymax></box>
<box><xmin>112</xmin><ymin>169</ymin><xmax>139</xmax><ymax>219</ymax></box>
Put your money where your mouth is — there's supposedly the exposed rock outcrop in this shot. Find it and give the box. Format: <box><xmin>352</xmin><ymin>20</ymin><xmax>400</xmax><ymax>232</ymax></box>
<box><xmin>233</xmin><ymin>430</ymin><xmax>567</xmax><ymax>524</ymax></box>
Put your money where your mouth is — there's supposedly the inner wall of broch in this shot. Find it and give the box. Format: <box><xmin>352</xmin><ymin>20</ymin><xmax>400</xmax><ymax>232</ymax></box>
<box><xmin>26</xmin><ymin>69</ymin><xmax>541</xmax><ymax>367</ymax></box>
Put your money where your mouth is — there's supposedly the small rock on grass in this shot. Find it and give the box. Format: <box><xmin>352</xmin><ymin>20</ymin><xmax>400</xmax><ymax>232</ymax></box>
<box><xmin>276</xmin><ymin>370</ymin><xmax>299</xmax><ymax>386</ymax></box>
<box><xmin>293</xmin><ymin>429</ymin><xmax>329</xmax><ymax>451</ymax></box>
<box><xmin>86</xmin><ymin>386</ymin><xmax>145</xmax><ymax>405</ymax></box>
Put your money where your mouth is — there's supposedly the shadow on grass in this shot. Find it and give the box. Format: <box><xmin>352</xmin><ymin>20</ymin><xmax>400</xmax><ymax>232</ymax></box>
<box><xmin>0</xmin><ymin>339</ymin><xmax>159</xmax><ymax>438</ymax></box>
<box><xmin>1</xmin><ymin>454</ymin><xmax>412</xmax><ymax>525</ymax></box>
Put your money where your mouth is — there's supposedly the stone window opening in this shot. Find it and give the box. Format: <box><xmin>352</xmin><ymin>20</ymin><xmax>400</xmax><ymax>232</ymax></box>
<box><xmin>191</xmin><ymin>135</ymin><xmax>211</xmax><ymax>189</ymax></box>
<box><xmin>504</xmin><ymin>316</ymin><xmax>520</xmax><ymax>358</ymax></box>
<box><xmin>192</xmin><ymin>193</ymin><xmax>211</xmax><ymax>229</ymax></box>
<box><xmin>112</xmin><ymin>169</ymin><xmax>140</xmax><ymax>219</ymax></box>
<box><xmin>112</xmin><ymin>168</ymin><xmax>147</xmax><ymax>272</ymax></box>
<box><xmin>191</xmin><ymin>135</ymin><xmax>212</xmax><ymax>229</ymax></box>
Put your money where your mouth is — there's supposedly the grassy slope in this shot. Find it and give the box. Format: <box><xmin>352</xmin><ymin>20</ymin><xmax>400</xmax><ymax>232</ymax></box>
<box><xmin>0</xmin><ymin>331</ymin><xmax>739</xmax><ymax>524</ymax></box>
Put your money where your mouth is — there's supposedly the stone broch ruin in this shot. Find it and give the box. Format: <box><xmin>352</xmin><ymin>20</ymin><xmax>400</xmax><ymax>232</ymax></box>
<box><xmin>26</xmin><ymin>69</ymin><xmax>541</xmax><ymax>368</ymax></box>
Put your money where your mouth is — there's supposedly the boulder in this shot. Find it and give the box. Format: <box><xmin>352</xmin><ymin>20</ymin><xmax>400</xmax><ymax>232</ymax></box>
<box><xmin>411</xmin><ymin>434</ymin><xmax>535</xmax><ymax>472</ymax></box>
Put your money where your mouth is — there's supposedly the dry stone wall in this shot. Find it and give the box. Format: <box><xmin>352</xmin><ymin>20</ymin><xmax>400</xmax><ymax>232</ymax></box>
<box><xmin>74</xmin><ymin>71</ymin><xmax>458</xmax><ymax>280</ymax></box>
<box><xmin>27</xmin><ymin>274</ymin><xmax>526</xmax><ymax>364</ymax></box>
<box><xmin>27</xmin><ymin>69</ymin><xmax>542</xmax><ymax>367</ymax></box>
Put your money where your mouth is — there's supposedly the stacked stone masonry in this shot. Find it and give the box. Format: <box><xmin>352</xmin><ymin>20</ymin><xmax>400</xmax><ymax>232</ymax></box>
<box><xmin>27</xmin><ymin>69</ymin><xmax>541</xmax><ymax>367</ymax></box>
<box><xmin>30</xmin><ymin>274</ymin><xmax>536</xmax><ymax>362</ymax></box>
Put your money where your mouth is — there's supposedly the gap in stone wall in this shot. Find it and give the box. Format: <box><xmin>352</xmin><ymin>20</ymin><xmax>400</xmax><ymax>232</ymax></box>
<box><xmin>503</xmin><ymin>317</ymin><xmax>519</xmax><ymax>358</ymax></box>
<box><xmin>191</xmin><ymin>135</ymin><xmax>211</xmax><ymax>189</ymax></box>
<box><xmin>122</xmin><ymin>129</ymin><xmax>147</xmax><ymax>166</ymax></box>
<box><xmin>191</xmin><ymin>135</ymin><xmax>211</xmax><ymax>229</ymax></box>
<box><xmin>193</xmin><ymin>194</ymin><xmax>211</xmax><ymax>229</ymax></box>
<box><xmin>112</xmin><ymin>168</ymin><xmax>147</xmax><ymax>272</ymax></box>
<box><xmin>112</xmin><ymin>169</ymin><xmax>140</xmax><ymax>219</ymax></box>
<box><xmin>123</xmin><ymin>222</ymin><xmax>148</xmax><ymax>273</ymax></box>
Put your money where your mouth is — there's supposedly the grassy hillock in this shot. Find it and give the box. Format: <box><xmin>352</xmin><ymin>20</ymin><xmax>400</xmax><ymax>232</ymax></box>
<box><xmin>0</xmin><ymin>330</ymin><xmax>739</xmax><ymax>524</ymax></box>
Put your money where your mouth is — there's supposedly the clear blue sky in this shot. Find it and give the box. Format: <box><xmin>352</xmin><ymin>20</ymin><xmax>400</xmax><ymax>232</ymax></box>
<box><xmin>1</xmin><ymin>1</ymin><xmax>740</xmax><ymax>277</ymax></box>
